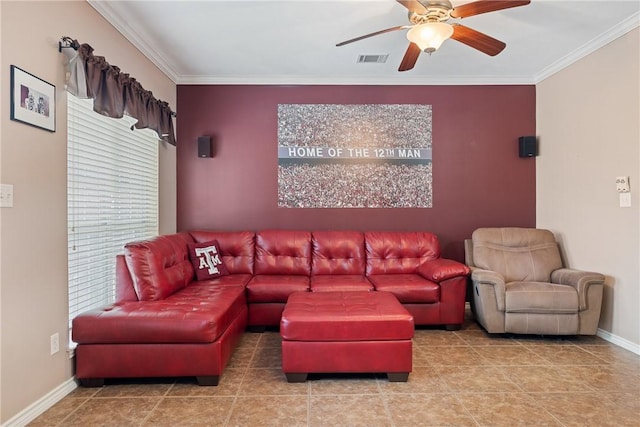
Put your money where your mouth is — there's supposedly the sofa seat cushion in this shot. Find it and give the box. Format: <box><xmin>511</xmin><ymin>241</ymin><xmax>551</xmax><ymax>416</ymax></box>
<box><xmin>505</xmin><ymin>282</ymin><xmax>579</xmax><ymax>314</ymax></box>
<box><xmin>246</xmin><ymin>275</ymin><xmax>310</xmax><ymax>303</ymax></box>
<box><xmin>367</xmin><ymin>274</ymin><xmax>440</xmax><ymax>303</ymax></box>
<box><xmin>281</xmin><ymin>291</ymin><xmax>414</xmax><ymax>341</ymax></box>
<box><xmin>310</xmin><ymin>275</ymin><xmax>374</xmax><ymax>292</ymax></box>
<box><xmin>198</xmin><ymin>273</ymin><xmax>253</xmax><ymax>287</ymax></box>
<box><xmin>72</xmin><ymin>285</ymin><xmax>246</xmax><ymax>344</ymax></box>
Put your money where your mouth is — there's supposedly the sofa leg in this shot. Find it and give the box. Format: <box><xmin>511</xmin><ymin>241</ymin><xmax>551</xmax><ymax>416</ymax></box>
<box><xmin>445</xmin><ymin>324</ymin><xmax>461</xmax><ymax>331</ymax></box>
<box><xmin>387</xmin><ymin>372</ymin><xmax>409</xmax><ymax>382</ymax></box>
<box><xmin>79</xmin><ymin>378</ymin><xmax>104</xmax><ymax>387</ymax></box>
<box><xmin>248</xmin><ymin>326</ymin><xmax>266</xmax><ymax>333</ymax></box>
<box><xmin>285</xmin><ymin>373</ymin><xmax>307</xmax><ymax>383</ymax></box>
<box><xmin>196</xmin><ymin>376</ymin><xmax>220</xmax><ymax>386</ymax></box>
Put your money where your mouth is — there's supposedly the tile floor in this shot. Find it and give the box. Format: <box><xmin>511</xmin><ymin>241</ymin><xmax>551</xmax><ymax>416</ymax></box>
<box><xmin>30</xmin><ymin>312</ymin><xmax>640</xmax><ymax>426</ymax></box>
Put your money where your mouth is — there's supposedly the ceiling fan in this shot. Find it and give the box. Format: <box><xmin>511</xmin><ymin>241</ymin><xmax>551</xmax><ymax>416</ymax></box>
<box><xmin>336</xmin><ymin>0</ymin><xmax>531</xmax><ymax>71</ymax></box>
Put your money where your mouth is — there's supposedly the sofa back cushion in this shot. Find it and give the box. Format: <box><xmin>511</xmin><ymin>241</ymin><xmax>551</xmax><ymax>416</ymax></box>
<box><xmin>365</xmin><ymin>231</ymin><xmax>441</xmax><ymax>275</ymax></box>
<box><xmin>254</xmin><ymin>230</ymin><xmax>311</xmax><ymax>275</ymax></box>
<box><xmin>472</xmin><ymin>227</ymin><xmax>563</xmax><ymax>283</ymax></box>
<box><xmin>189</xmin><ymin>230</ymin><xmax>255</xmax><ymax>274</ymax></box>
<box><xmin>124</xmin><ymin>232</ymin><xmax>195</xmax><ymax>301</ymax></box>
<box><xmin>312</xmin><ymin>231</ymin><xmax>366</xmax><ymax>275</ymax></box>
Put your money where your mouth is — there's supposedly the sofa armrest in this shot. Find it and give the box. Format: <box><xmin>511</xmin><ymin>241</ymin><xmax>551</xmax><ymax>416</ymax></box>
<box><xmin>470</xmin><ymin>267</ymin><xmax>506</xmax><ymax>312</ymax></box>
<box><xmin>418</xmin><ymin>258</ymin><xmax>470</xmax><ymax>282</ymax></box>
<box><xmin>551</xmin><ymin>268</ymin><xmax>605</xmax><ymax>311</ymax></box>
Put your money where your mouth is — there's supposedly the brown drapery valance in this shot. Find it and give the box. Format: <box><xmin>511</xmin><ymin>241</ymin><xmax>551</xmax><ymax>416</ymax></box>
<box><xmin>63</xmin><ymin>38</ymin><xmax>176</xmax><ymax>146</ymax></box>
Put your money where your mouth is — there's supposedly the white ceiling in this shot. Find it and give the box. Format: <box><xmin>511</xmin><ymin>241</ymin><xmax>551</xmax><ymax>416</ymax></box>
<box><xmin>88</xmin><ymin>0</ymin><xmax>640</xmax><ymax>85</ymax></box>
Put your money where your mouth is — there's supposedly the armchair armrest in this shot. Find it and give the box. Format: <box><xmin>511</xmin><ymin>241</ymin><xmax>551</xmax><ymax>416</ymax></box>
<box><xmin>470</xmin><ymin>267</ymin><xmax>506</xmax><ymax>311</ymax></box>
<box><xmin>551</xmin><ymin>268</ymin><xmax>605</xmax><ymax>311</ymax></box>
<box><xmin>418</xmin><ymin>258</ymin><xmax>470</xmax><ymax>282</ymax></box>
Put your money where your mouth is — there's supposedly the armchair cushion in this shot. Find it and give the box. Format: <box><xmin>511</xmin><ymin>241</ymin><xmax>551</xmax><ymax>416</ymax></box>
<box><xmin>472</xmin><ymin>228</ymin><xmax>562</xmax><ymax>283</ymax></box>
<box><xmin>505</xmin><ymin>282</ymin><xmax>578</xmax><ymax>313</ymax></box>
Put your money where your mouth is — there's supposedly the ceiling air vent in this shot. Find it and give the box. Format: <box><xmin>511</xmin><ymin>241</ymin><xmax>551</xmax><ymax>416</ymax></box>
<box><xmin>357</xmin><ymin>54</ymin><xmax>389</xmax><ymax>64</ymax></box>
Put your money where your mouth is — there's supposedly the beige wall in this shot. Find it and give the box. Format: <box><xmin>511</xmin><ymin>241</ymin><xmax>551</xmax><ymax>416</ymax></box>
<box><xmin>536</xmin><ymin>28</ymin><xmax>640</xmax><ymax>347</ymax></box>
<box><xmin>0</xmin><ymin>1</ymin><xmax>176</xmax><ymax>422</ymax></box>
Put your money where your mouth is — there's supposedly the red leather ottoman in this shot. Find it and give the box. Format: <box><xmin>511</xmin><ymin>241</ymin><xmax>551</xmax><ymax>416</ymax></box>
<box><xmin>280</xmin><ymin>291</ymin><xmax>414</xmax><ymax>382</ymax></box>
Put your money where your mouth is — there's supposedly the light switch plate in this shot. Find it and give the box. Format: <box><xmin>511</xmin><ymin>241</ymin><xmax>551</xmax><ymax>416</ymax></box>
<box><xmin>0</xmin><ymin>184</ymin><xmax>13</xmax><ymax>208</ymax></box>
<box><xmin>620</xmin><ymin>193</ymin><xmax>631</xmax><ymax>207</ymax></box>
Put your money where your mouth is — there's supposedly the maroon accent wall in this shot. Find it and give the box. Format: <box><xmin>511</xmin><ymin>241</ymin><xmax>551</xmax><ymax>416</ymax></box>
<box><xmin>176</xmin><ymin>85</ymin><xmax>536</xmax><ymax>261</ymax></box>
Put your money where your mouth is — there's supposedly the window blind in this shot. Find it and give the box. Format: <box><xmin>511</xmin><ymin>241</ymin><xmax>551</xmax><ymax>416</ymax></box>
<box><xmin>67</xmin><ymin>93</ymin><xmax>158</xmax><ymax>328</ymax></box>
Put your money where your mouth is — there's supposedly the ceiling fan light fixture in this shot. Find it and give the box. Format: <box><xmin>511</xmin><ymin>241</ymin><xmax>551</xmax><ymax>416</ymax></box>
<box><xmin>406</xmin><ymin>22</ymin><xmax>453</xmax><ymax>54</ymax></box>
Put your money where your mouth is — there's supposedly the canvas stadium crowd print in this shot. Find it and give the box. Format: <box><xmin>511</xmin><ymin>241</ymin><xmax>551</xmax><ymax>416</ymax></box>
<box><xmin>278</xmin><ymin>104</ymin><xmax>433</xmax><ymax>208</ymax></box>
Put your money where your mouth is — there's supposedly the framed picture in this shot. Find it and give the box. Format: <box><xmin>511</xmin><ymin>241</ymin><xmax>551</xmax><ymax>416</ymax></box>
<box><xmin>10</xmin><ymin>65</ymin><xmax>55</xmax><ymax>132</ymax></box>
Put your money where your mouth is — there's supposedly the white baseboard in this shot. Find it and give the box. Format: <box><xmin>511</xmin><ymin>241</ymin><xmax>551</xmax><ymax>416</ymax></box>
<box><xmin>597</xmin><ymin>328</ymin><xmax>640</xmax><ymax>355</ymax></box>
<box><xmin>2</xmin><ymin>377</ymin><xmax>77</xmax><ymax>427</ymax></box>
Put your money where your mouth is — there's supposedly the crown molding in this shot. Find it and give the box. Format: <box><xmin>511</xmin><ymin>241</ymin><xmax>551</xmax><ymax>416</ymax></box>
<box><xmin>175</xmin><ymin>74</ymin><xmax>536</xmax><ymax>86</ymax></box>
<box><xmin>88</xmin><ymin>0</ymin><xmax>180</xmax><ymax>83</ymax></box>
<box><xmin>534</xmin><ymin>11</ymin><xmax>640</xmax><ymax>84</ymax></box>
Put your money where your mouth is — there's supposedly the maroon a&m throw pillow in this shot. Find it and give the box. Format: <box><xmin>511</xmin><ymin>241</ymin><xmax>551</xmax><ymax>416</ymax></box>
<box><xmin>188</xmin><ymin>240</ymin><xmax>229</xmax><ymax>281</ymax></box>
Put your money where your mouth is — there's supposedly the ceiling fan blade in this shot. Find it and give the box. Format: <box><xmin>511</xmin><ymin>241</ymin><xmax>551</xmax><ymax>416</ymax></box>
<box><xmin>396</xmin><ymin>0</ymin><xmax>428</xmax><ymax>14</ymax></box>
<box><xmin>398</xmin><ymin>42</ymin><xmax>421</xmax><ymax>72</ymax></box>
<box><xmin>450</xmin><ymin>24</ymin><xmax>505</xmax><ymax>56</ymax></box>
<box><xmin>336</xmin><ymin>26</ymin><xmax>408</xmax><ymax>47</ymax></box>
<box><xmin>450</xmin><ymin>1</ymin><xmax>530</xmax><ymax>19</ymax></box>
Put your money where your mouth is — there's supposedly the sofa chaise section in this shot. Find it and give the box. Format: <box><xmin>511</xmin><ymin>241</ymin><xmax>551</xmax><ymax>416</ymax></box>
<box><xmin>72</xmin><ymin>232</ymin><xmax>248</xmax><ymax>386</ymax></box>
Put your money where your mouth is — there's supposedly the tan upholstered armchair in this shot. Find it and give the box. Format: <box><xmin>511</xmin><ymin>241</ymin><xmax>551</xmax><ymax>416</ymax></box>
<box><xmin>465</xmin><ymin>228</ymin><xmax>605</xmax><ymax>335</ymax></box>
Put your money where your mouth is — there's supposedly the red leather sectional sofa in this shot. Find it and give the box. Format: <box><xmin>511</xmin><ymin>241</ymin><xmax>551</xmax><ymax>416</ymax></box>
<box><xmin>72</xmin><ymin>230</ymin><xmax>470</xmax><ymax>386</ymax></box>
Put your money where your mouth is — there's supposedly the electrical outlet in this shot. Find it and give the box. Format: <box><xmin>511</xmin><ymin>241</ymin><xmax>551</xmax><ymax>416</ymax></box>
<box><xmin>50</xmin><ymin>333</ymin><xmax>59</xmax><ymax>355</ymax></box>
